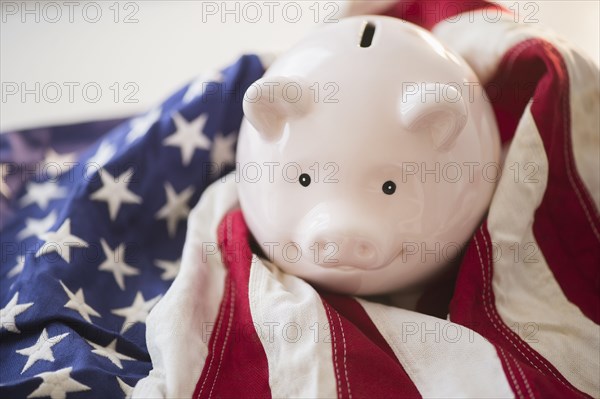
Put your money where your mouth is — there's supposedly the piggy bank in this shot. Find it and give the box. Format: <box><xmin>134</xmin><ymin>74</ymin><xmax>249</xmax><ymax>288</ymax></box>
<box><xmin>236</xmin><ymin>16</ymin><xmax>500</xmax><ymax>295</ymax></box>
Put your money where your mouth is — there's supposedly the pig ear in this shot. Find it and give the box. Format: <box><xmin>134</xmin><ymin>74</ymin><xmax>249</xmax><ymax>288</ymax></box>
<box><xmin>243</xmin><ymin>76</ymin><xmax>312</xmax><ymax>141</ymax></box>
<box><xmin>399</xmin><ymin>83</ymin><xmax>468</xmax><ymax>151</ymax></box>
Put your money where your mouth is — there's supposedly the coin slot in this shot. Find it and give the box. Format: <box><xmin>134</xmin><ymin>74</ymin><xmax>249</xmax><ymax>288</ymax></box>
<box><xmin>360</xmin><ymin>22</ymin><xmax>376</xmax><ymax>48</ymax></box>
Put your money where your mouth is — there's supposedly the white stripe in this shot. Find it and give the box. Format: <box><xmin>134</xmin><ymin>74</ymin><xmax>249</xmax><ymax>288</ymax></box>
<box><xmin>433</xmin><ymin>12</ymin><xmax>599</xmax><ymax>210</ymax></box>
<box><xmin>434</xmin><ymin>15</ymin><xmax>600</xmax><ymax>397</ymax></box>
<box><xmin>433</xmin><ymin>14</ymin><xmax>534</xmax><ymax>83</ymax></box>
<box><xmin>248</xmin><ymin>257</ymin><xmax>337</xmax><ymax>398</ymax></box>
<box><xmin>358</xmin><ymin>298</ymin><xmax>514</xmax><ymax>398</ymax></box>
<box><xmin>488</xmin><ymin>103</ymin><xmax>599</xmax><ymax>397</ymax></box>
<box><xmin>133</xmin><ymin>174</ymin><xmax>238</xmax><ymax>398</ymax></box>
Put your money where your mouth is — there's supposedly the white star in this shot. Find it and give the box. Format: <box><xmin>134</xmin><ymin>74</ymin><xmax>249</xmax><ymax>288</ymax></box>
<box><xmin>210</xmin><ymin>132</ymin><xmax>236</xmax><ymax>166</ymax></box>
<box><xmin>89</xmin><ymin>168</ymin><xmax>142</xmax><ymax>221</ymax></box>
<box><xmin>28</xmin><ymin>367</ymin><xmax>90</xmax><ymax>399</ymax></box>
<box><xmin>163</xmin><ymin>112</ymin><xmax>211</xmax><ymax>166</ymax></box>
<box><xmin>59</xmin><ymin>281</ymin><xmax>101</xmax><ymax>323</ymax></box>
<box><xmin>98</xmin><ymin>239</ymin><xmax>140</xmax><ymax>290</ymax></box>
<box><xmin>16</xmin><ymin>328</ymin><xmax>69</xmax><ymax>373</ymax></box>
<box><xmin>0</xmin><ymin>292</ymin><xmax>33</xmax><ymax>333</ymax></box>
<box><xmin>17</xmin><ymin>211</ymin><xmax>57</xmax><ymax>240</ymax></box>
<box><xmin>117</xmin><ymin>377</ymin><xmax>134</xmax><ymax>398</ymax></box>
<box><xmin>111</xmin><ymin>292</ymin><xmax>161</xmax><ymax>334</ymax></box>
<box><xmin>183</xmin><ymin>70</ymin><xmax>224</xmax><ymax>104</ymax></box>
<box><xmin>86</xmin><ymin>339</ymin><xmax>134</xmax><ymax>369</ymax></box>
<box><xmin>1</xmin><ymin>163</ymin><xmax>12</xmax><ymax>199</ymax></box>
<box><xmin>155</xmin><ymin>183</ymin><xmax>194</xmax><ymax>237</ymax></box>
<box><xmin>35</xmin><ymin>219</ymin><xmax>88</xmax><ymax>264</ymax></box>
<box><xmin>87</xmin><ymin>140</ymin><xmax>116</xmax><ymax>168</ymax></box>
<box><xmin>126</xmin><ymin>108</ymin><xmax>161</xmax><ymax>144</ymax></box>
<box><xmin>20</xmin><ymin>181</ymin><xmax>67</xmax><ymax>210</ymax></box>
<box><xmin>41</xmin><ymin>148</ymin><xmax>77</xmax><ymax>178</ymax></box>
<box><xmin>155</xmin><ymin>258</ymin><xmax>180</xmax><ymax>280</ymax></box>
<box><xmin>7</xmin><ymin>255</ymin><xmax>26</xmax><ymax>278</ymax></box>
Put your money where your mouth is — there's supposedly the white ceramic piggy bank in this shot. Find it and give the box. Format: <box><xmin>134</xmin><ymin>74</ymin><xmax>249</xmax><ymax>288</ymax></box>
<box><xmin>236</xmin><ymin>15</ymin><xmax>500</xmax><ymax>295</ymax></box>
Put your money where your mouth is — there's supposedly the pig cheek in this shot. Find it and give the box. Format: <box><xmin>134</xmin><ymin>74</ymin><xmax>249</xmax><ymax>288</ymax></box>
<box><xmin>257</xmin><ymin>182</ymin><xmax>314</xmax><ymax>261</ymax></box>
<box><xmin>271</xmin><ymin>182</ymin><xmax>311</xmax><ymax>234</ymax></box>
<box><xmin>390</xmin><ymin>177</ymin><xmax>426</xmax><ymax>244</ymax></box>
<box><xmin>388</xmin><ymin>253</ymin><xmax>429</xmax><ymax>287</ymax></box>
<box><xmin>393</xmin><ymin>196</ymin><xmax>424</xmax><ymax>237</ymax></box>
<box><xmin>386</xmin><ymin>239</ymin><xmax>452</xmax><ymax>292</ymax></box>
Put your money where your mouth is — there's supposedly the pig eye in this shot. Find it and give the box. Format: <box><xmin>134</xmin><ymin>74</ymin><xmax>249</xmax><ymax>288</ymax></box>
<box><xmin>382</xmin><ymin>180</ymin><xmax>396</xmax><ymax>195</ymax></box>
<box><xmin>299</xmin><ymin>173</ymin><xmax>311</xmax><ymax>187</ymax></box>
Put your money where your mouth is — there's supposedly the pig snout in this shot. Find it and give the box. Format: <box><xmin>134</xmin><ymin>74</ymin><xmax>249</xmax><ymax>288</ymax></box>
<box><xmin>296</xmin><ymin>203</ymin><xmax>401</xmax><ymax>271</ymax></box>
<box><xmin>310</xmin><ymin>233</ymin><xmax>380</xmax><ymax>269</ymax></box>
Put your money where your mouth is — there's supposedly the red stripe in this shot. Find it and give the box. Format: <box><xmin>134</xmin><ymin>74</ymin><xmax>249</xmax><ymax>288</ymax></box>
<box><xmin>527</xmin><ymin>40</ymin><xmax>600</xmax><ymax>322</ymax></box>
<box><xmin>193</xmin><ymin>210</ymin><xmax>271</xmax><ymax>398</ymax></box>
<box><xmin>319</xmin><ymin>292</ymin><xmax>422</xmax><ymax>398</ymax></box>
<box><xmin>451</xmin><ymin>225</ymin><xmax>591</xmax><ymax>398</ymax></box>
<box><xmin>193</xmin><ymin>277</ymin><xmax>235</xmax><ymax>398</ymax></box>
<box><xmin>495</xmin><ymin>347</ymin><xmax>534</xmax><ymax>399</ymax></box>
<box><xmin>451</xmin><ymin>38</ymin><xmax>599</xmax><ymax>397</ymax></box>
<box><xmin>486</xmin><ymin>38</ymin><xmax>600</xmax><ymax>322</ymax></box>
<box><xmin>382</xmin><ymin>0</ymin><xmax>504</xmax><ymax>31</ymax></box>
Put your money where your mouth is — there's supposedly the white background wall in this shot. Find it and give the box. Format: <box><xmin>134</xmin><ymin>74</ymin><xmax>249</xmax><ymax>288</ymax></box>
<box><xmin>1</xmin><ymin>0</ymin><xmax>598</xmax><ymax>131</ymax></box>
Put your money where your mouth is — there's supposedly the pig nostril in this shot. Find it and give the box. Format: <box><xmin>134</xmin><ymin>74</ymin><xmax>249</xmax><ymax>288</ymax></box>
<box><xmin>356</xmin><ymin>242</ymin><xmax>374</xmax><ymax>258</ymax></box>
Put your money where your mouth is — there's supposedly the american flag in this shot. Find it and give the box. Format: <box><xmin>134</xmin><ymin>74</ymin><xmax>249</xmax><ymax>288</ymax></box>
<box><xmin>135</xmin><ymin>1</ymin><xmax>598</xmax><ymax>398</ymax></box>
<box><xmin>2</xmin><ymin>1</ymin><xmax>599</xmax><ymax>398</ymax></box>
<box><xmin>0</xmin><ymin>54</ymin><xmax>265</xmax><ymax>398</ymax></box>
